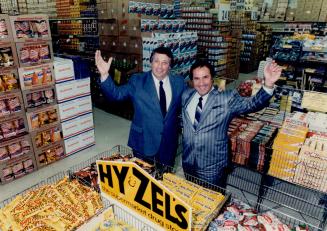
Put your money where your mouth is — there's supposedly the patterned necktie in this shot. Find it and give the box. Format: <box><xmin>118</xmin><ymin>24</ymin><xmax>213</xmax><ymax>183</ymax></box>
<box><xmin>159</xmin><ymin>81</ymin><xmax>166</xmax><ymax>117</ymax></box>
<box><xmin>194</xmin><ymin>97</ymin><xmax>203</xmax><ymax>128</ymax></box>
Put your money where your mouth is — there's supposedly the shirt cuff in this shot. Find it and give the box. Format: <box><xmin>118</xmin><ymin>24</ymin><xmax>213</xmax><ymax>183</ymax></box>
<box><xmin>100</xmin><ymin>75</ymin><xmax>109</xmax><ymax>83</ymax></box>
<box><xmin>262</xmin><ymin>85</ymin><xmax>274</xmax><ymax>95</ymax></box>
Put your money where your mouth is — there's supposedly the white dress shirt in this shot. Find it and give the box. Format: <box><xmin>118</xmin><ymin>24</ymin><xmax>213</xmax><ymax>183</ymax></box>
<box><xmin>187</xmin><ymin>86</ymin><xmax>274</xmax><ymax>124</ymax></box>
<box><xmin>152</xmin><ymin>73</ymin><xmax>172</xmax><ymax>111</ymax></box>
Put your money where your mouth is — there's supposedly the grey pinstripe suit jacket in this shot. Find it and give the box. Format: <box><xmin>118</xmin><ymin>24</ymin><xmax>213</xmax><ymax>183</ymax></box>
<box><xmin>181</xmin><ymin>87</ymin><xmax>272</xmax><ymax>173</ymax></box>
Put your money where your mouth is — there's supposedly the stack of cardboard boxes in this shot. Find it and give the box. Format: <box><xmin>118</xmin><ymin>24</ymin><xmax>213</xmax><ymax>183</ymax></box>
<box><xmin>98</xmin><ymin>0</ymin><xmax>143</xmax><ymax>74</ymax></box>
<box><xmin>54</xmin><ymin>58</ymin><xmax>95</xmax><ymax>156</ymax></box>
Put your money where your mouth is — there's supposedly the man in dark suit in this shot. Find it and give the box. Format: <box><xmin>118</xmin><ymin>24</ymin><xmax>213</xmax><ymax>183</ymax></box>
<box><xmin>95</xmin><ymin>47</ymin><xmax>185</xmax><ymax>166</ymax></box>
<box><xmin>182</xmin><ymin>60</ymin><xmax>281</xmax><ymax>187</ymax></box>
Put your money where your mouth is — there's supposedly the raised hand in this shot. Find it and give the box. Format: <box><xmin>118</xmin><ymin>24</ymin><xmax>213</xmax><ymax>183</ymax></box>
<box><xmin>264</xmin><ymin>60</ymin><xmax>282</xmax><ymax>88</ymax></box>
<box><xmin>95</xmin><ymin>50</ymin><xmax>113</xmax><ymax>82</ymax></box>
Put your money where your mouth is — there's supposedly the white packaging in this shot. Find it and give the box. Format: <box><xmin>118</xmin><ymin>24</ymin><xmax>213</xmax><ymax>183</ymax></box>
<box><xmin>61</xmin><ymin>118</ymin><xmax>80</xmax><ymax>139</ymax></box>
<box><xmin>75</xmin><ymin>78</ymin><xmax>91</xmax><ymax>98</ymax></box>
<box><xmin>53</xmin><ymin>57</ymin><xmax>75</xmax><ymax>83</ymax></box>
<box><xmin>55</xmin><ymin>80</ymin><xmax>77</xmax><ymax>103</ymax></box>
<box><xmin>64</xmin><ymin>135</ymin><xmax>81</xmax><ymax>156</ymax></box>
<box><xmin>76</xmin><ymin>95</ymin><xmax>92</xmax><ymax>116</ymax></box>
<box><xmin>79</xmin><ymin>113</ymin><xmax>94</xmax><ymax>133</ymax></box>
<box><xmin>58</xmin><ymin>100</ymin><xmax>78</xmax><ymax>122</ymax></box>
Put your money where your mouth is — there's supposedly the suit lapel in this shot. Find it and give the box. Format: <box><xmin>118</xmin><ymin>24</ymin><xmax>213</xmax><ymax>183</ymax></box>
<box><xmin>183</xmin><ymin>89</ymin><xmax>196</xmax><ymax>128</ymax></box>
<box><xmin>167</xmin><ymin>74</ymin><xmax>177</xmax><ymax>115</ymax></box>
<box><xmin>144</xmin><ymin>71</ymin><xmax>162</xmax><ymax>115</ymax></box>
<box><xmin>197</xmin><ymin>89</ymin><xmax>219</xmax><ymax>127</ymax></box>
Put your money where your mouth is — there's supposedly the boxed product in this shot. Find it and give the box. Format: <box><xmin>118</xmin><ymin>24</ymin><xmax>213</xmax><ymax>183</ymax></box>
<box><xmin>55</xmin><ymin>78</ymin><xmax>90</xmax><ymax>103</ymax></box>
<box><xmin>98</xmin><ymin>21</ymin><xmax>119</xmax><ymax>36</ymax></box>
<box><xmin>58</xmin><ymin>95</ymin><xmax>92</xmax><ymax>122</ymax></box>
<box><xmin>0</xmin><ymin>68</ymin><xmax>19</xmax><ymax>93</ymax></box>
<box><xmin>31</xmin><ymin>123</ymin><xmax>62</xmax><ymax>150</ymax></box>
<box><xmin>34</xmin><ymin>142</ymin><xmax>65</xmax><ymax>168</ymax></box>
<box><xmin>0</xmin><ymin>14</ymin><xmax>13</xmax><ymax>42</ymax></box>
<box><xmin>0</xmin><ymin>134</ymin><xmax>33</xmax><ymax>162</ymax></box>
<box><xmin>15</xmin><ymin>40</ymin><xmax>53</xmax><ymax>67</ymax></box>
<box><xmin>26</xmin><ymin>104</ymin><xmax>59</xmax><ymax>132</ymax></box>
<box><xmin>0</xmin><ymin>91</ymin><xmax>23</xmax><ymax>118</ymax></box>
<box><xmin>61</xmin><ymin>112</ymin><xmax>94</xmax><ymax>139</ymax></box>
<box><xmin>22</xmin><ymin>85</ymin><xmax>56</xmax><ymax>111</ymax></box>
<box><xmin>18</xmin><ymin>63</ymin><xmax>55</xmax><ymax>90</ymax></box>
<box><xmin>9</xmin><ymin>14</ymin><xmax>51</xmax><ymax>42</ymax></box>
<box><xmin>0</xmin><ymin>112</ymin><xmax>28</xmax><ymax>142</ymax></box>
<box><xmin>64</xmin><ymin>129</ymin><xmax>95</xmax><ymax>156</ymax></box>
<box><xmin>0</xmin><ymin>150</ymin><xmax>36</xmax><ymax>183</ymax></box>
<box><xmin>53</xmin><ymin>57</ymin><xmax>75</xmax><ymax>83</ymax></box>
<box><xmin>0</xmin><ymin>42</ymin><xmax>18</xmax><ymax>68</ymax></box>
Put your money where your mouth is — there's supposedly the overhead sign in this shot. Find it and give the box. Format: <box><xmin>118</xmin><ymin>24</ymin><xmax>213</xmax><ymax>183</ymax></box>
<box><xmin>97</xmin><ymin>160</ymin><xmax>192</xmax><ymax>231</ymax></box>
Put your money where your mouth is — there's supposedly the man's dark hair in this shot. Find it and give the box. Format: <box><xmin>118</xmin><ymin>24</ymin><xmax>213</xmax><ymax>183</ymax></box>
<box><xmin>150</xmin><ymin>46</ymin><xmax>174</xmax><ymax>67</ymax></box>
<box><xmin>189</xmin><ymin>60</ymin><xmax>215</xmax><ymax>80</ymax></box>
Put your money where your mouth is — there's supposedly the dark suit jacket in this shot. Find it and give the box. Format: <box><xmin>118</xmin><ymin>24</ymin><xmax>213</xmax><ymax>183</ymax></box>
<box><xmin>181</xmin><ymin>87</ymin><xmax>272</xmax><ymax>178</ymax></box>
<box><xmin>101</xmin><ymin>71</ymin><xmax>185</xmax><ymax>166</ymax></box>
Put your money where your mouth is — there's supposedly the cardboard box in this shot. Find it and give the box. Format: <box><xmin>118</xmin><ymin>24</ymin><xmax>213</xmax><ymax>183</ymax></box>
<box><xmin>75</xmin><ymin>78</ymin><xmax>91</xmax><ymax>98</ymax></box>
<box><xmin>30</xmin><ymin>123</ymin><xmax>62</xmax><ymax>152</ymax></box>
<box><xmin>0</xmin><ymin>134</ymin><xmax>33</xmax><ymax>162</ymax></box>
<box><xmin>53</xmin><ymin>57</ymin><xmax>75</xmax><ymax>83</ymax></box>
<box><xmin>22</xmin><ymin>85</ymin><xmax>57</xmax><ymax>112</ymax></box>
<box><xmin>0</xmin><ymin>68</ymin><xmax>19</xmax><ymax>94</ymax></box>
<box><xmin>0</xmin><ymin>150</ymin><xmax>37</xmax><ymax>184</ymax></box>
<box><xmin>0</xmin><ymin>41</ymin><xmax>18</xmax><ymax>69</ymax></box>
<box><xmin>15</xmin><ymin>40</ymin><xmax>53</xmax><ymax>67</ymax></box>
<box><xmin>61</xmin><ymin>111</ymin><xmax>94</xmax><ymax>139</ymax></box>
<box><xmin>100</xmin><ymin>36</ymin><xmax>119</xmax><ymax>52</ymax></box>
<box><xmin>0</xmin><ymin>112</ymin><xmax>28</xmax><ymax>142</ymax></box>
<box><xmin>26</xmin><ymin>104</ymin><xmax>59</xmax><ymax>132</ymax></box>
<box><xmin>0</xmin><ymin>14</ymin><xmax>13</xmax><ymax>42</ymax></box>
<box><xmin>64</xmin><ymin>129</ymin><xmax>95</xmax><ymax>156</ymax></box>
<box><xmin>99</xmin><ymin>21</ymin><xmax>119</xmax><ymax>36</ymax></box>
<box><xmin>18</xmin><ymin>63</ymin><xmax>55</xmax><ymax>90</ymax></box>
<box><xmin>9</xmin><ymin>14</ymin><xmax>51</xmax><ymax>42</ymax></box>
<box><xmin>57</xmin><ymin>83</ymin><xmax>90</xmax><ymax>120</ymax></box>
<box><xmin>55</xmin><ymin>80</ymin><xmax>76</xmax><ymax>103</ymax></box>
<box><xmin>34</xmin><ymin>142</ymin><xmax>65</xmax><ymax>168</ymax></box>
<box><xmin>0</xmin><ymin>90</ymin><xmax>24</xmax><ymax>119</ymax></box>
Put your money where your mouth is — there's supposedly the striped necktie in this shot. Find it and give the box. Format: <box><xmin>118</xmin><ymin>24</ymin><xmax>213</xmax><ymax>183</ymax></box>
<box><xmin>194</xmin><ymin>96</ymin><xmax>203</xmax><ymax>128</ymax></box>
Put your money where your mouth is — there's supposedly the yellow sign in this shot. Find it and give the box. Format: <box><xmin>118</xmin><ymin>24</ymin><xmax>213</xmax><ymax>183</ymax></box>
<box><xmin>302</xmin><ymin>91</ymin><xmax>327</xmax><ymax>113</ymax></box>
<box><xmin>97</xmin><ymin>161</ymin><xmax>192</xmax><ymax>231</ymax></box>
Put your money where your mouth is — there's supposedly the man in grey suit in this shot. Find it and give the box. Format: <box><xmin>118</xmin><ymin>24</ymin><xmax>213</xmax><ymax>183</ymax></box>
<box><xmin>182</xmin><ymin>60</ymin><xmax>281</xmax><ymax>187</ymax></box>
<box><xmin>95</xmin><ymin>47</ymin><xmax>185</xmax><ymax>166</ymax></box>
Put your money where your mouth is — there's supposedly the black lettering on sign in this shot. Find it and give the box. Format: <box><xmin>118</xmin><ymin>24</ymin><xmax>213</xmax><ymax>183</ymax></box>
<box><xmin>98</xmin><ymin>164</ymin><xmax>113</xmax><ymax>187</ymax></box>
<box><xmin>133</xmin><ymin>167</ymin><xmax>151</xmax><ymax>209</ymax></box>
<box><xmin>165</xmin><ymin>193</ymin><xmax>188</xmax><ymax>229</ymax></box>
<box><xmin>113</xmin><ymin>165</ymin><xmax>129</xmax><ymax>194</ymax></box>
<box><xmin>151</xmin><ymin>181</ymin><xmax>163</xmax><ymax>216</ymax></box>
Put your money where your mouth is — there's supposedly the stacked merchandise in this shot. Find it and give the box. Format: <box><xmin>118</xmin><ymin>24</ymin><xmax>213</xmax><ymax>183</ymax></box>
<box><xmin>208</xmin><ymin>198</ymin><xmax>308</xmax><ymax>230</ymax></box>
<box><xmin>229</xmin><ymin>119</ymin><xmax>264</xmax><ymax>166</ymax></box>
<box><xmin>240</xmin><ymin>32</ymin><xmax>264</xmax><ymax>73</ymax></box>
<box><xmin>0</xmin><ymin>177</ymin><xmax>103</xmax><ymax>230</ymax></box>
<box><xmin>0</xmin><ymin>15</ymin><xmax>36</xmax><ymax>184</ymax></box>
<box><xmin>0</xmin><ymin>1</ymin><xmax>19</xmax><ymax>15</ymax></box>
<box><xmin>17</xmin><ymin>0</ymin><xmax>57</xmax><ymax>17</ymax></box>
<box><xmin>142</xmin><ymin>32</ymin><xmax>197</xmax><ymax>78</ymax></box>
<box><xmin>182</xmin><ymin>6</ymin><xmax>230</xmax><ymax>78</ymax></box>
<box><xmin>294</xmin><ymin>134</ymin><xmax>327</xmax><ymax>193</ymax></box>
<box><xmin>268</xmin><ymin>117</ymin><xmax>308</xmax><ymax>182</ymax></box>
<box><xmin>258</xmin><ymin>24</ymin><xmax>272</xmax><ymax>59</ymax></box>
<box><xmin>162</xmin><ymin>173</ymin><xmax>226</xmax><ymax>230</ymax></box>
<box><xmin>10</xmin><ymin>15</ymin><xmax>66</xmax><ymax>170</ymax></box>
<box><xmin>248</xmin><ymin>125</ymin><xmax>277</xmax><ymax>172</ymax></box>
<box><xmin>225</xmin><ymin>33</ymin><xmax>241</xmax><ymax>80</ymax></box>
<box><xmin>53</xmin><ymin>57</ymin><xmax>95</xmax><ymax>156</ymax></box>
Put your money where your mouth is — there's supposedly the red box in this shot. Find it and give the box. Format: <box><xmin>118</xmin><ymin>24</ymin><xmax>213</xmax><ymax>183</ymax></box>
<box><xmin>9</xmin><ymin>14</ymin><xmax>52</xmax><ymax>42</ymax></box>
<box><xmin>0</xmin><ymin>42</ymin><xmax>19</xmax><ymax>69</ymax></box>
<box><xmin>15</xmin><ymin>40</ymin><xmax>53</xmax><ymax>67</ymax></box>
<box><xmin>18</xmin><ymin>63</ymin><xmax>55</xmax><ymax>90</ymax></box>
<box><xmin>0</xmin><ymin>14</ymin><xmax>13</xmax><ymax>42</ymax></box>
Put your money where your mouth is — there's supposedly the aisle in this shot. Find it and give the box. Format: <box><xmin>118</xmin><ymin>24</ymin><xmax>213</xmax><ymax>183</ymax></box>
<box><xmin>0</xmin><ymin>108</ymin><xmax>131</xmax><ymax>201</ymax></box>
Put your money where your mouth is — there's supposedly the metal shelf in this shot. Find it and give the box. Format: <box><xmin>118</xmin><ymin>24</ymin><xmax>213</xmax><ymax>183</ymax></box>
<box><xmin>49</xmin><ymin>17</ymin><xmax>97</xmax><ymax>21</ymax></box>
